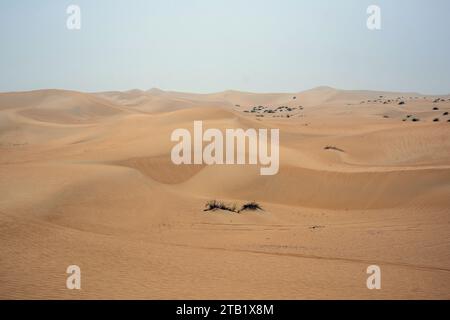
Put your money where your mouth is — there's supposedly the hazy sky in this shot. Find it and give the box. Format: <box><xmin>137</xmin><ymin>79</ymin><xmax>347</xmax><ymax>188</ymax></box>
<box><xmin>1</xmin><ymin>0</ymin><xmax>449</xmax><ymax>94</ymax></box>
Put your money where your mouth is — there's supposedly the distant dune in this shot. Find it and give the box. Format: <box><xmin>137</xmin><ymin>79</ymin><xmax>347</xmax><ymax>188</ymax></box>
<box><xmin>1</xmin><ymin>87</ymin><xmax>449</xmax><ymax>299</ymax></box>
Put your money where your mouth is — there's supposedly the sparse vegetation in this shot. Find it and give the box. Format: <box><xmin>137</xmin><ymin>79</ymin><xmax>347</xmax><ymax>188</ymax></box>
<box><xmin>204</xmin><ymin>200</ymin><xmax>263</xmax><ymax>214</ymax></box>
<box><xmin>246</xmin><ymin>104</ymin><xmax>299</xmax><ymax>118</ymax></box>
<box><xmin>324</xmin><ymin>145</ymin><xmax>345</xmax><ymax>153</ymax></box>
<box><xmin>433</xmin><ymin>118</ymin><xmax>440</xmax><ymax>122</ymax></box>
<box><xmin>204</xmin><ymin>200</ymin><xmax>237</xmax><ymax>213</ymax></box>
<box><xmin>240</xmin><ymin>201</ymin><xmax>263</xmax><ymax>212</ymax></box>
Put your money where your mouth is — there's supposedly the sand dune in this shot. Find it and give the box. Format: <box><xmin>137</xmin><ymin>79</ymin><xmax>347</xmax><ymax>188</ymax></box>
<box><xmin>1</xmin><ymin>87</ymin><xmax>449</xmax><ymax>299</ymax></box>
<box><xmin>1</xmin><ymin>90</ymin><xmax>126</xmax><ymax>124</ymax></box>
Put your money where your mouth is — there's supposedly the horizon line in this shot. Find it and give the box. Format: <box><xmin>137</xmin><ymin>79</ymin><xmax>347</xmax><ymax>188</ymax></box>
<box><xmin>1</xmin><ymin>85</ymin><xmax>450</xmax><ymax>97</ymax></box>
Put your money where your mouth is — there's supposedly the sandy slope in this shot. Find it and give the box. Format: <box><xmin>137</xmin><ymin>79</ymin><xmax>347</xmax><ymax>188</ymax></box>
<box><xmin>0</xmin><ymin>87</ymin><xmax>449</xmax><ymax>299</ymax></box>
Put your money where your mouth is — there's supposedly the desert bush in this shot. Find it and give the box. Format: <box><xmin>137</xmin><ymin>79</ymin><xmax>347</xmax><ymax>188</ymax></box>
<box><xmin>239</xmin><ymin>201</ymin><xmax>263</xmax><ymax>212</ymax></box>
<box><xmin>204</xmin><ymin>200</ymin><xmax>263</xmax><ymax>214</ymax></box>
<box><xmin>204</xmin><ymin>200</ymin><xmax>238</xmax><ymax>213</ymax></box>
<box><xmin>324</xmin><ymin>145</ymin><xmax>345</xmax><ymax>152</ymax></box>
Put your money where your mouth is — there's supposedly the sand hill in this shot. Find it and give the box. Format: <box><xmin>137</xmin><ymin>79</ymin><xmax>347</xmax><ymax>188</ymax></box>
<box><xmin>0</xmin><ymin>87</ymin><xmax>449</xmax><ymax>299</ymax></box>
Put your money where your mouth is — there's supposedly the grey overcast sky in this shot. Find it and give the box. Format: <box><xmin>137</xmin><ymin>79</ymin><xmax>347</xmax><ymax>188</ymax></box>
<box><xmin>1</xmin><ymin>0</ymin><xmax>449</xmax><ymax>94</ymax></box>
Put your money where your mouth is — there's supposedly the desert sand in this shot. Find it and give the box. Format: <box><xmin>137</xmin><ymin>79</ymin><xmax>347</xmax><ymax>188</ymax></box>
<box><xmin>0</xmin><ymin>86</ymin><xmax>449</xmax><ymax>299</ymax></box>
